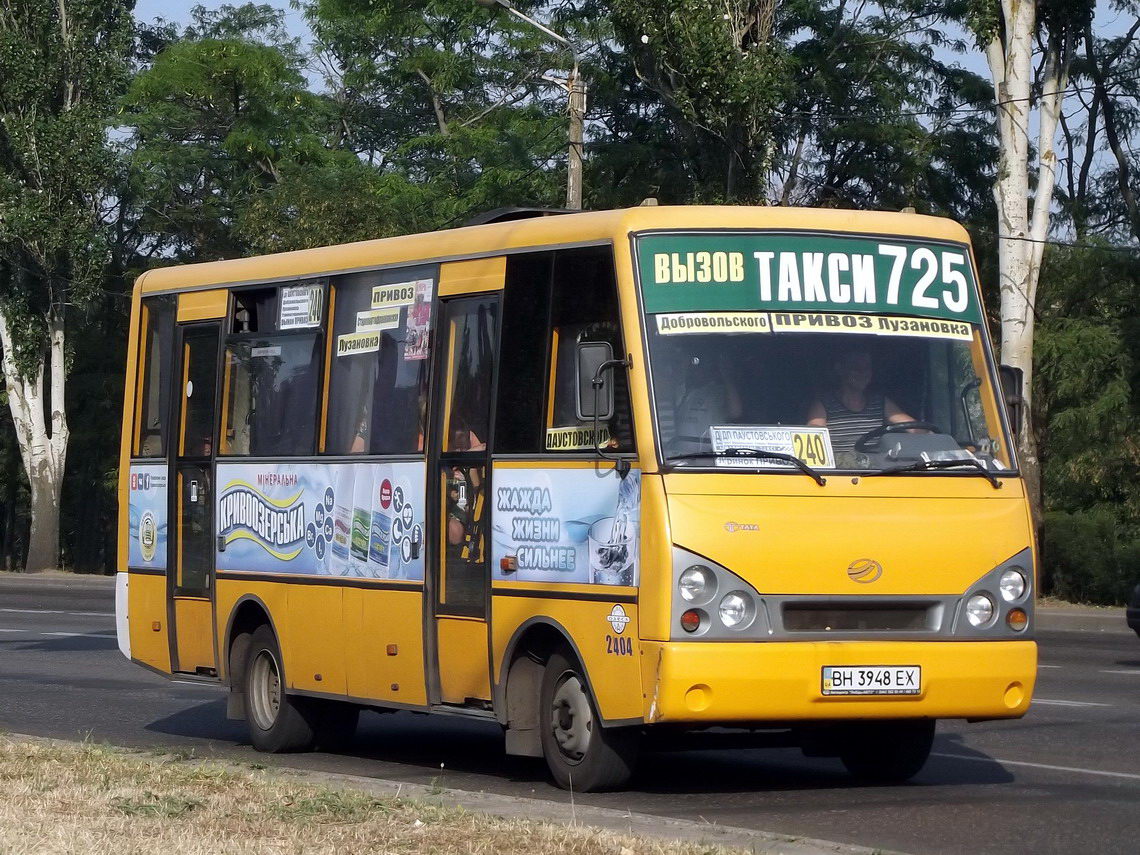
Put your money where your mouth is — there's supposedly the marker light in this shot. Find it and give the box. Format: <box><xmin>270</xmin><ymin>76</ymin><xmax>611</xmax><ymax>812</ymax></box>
<box><xmin>679</xmin><ymin>565</ymin><xmax>716</xmax><ymax>605</ymax></box>
<box><xmin>718</xmin><ymin>592</ymin><xmax>753</xmax><ymax>629</ymax></box>
<box><xmin>965</xmin><ymin>593</ymin><xmax>995</xmax><ymax>627</ymax></box>
<box><xmin>680</xmin><ymin>609</ymin><xmax>703</xmax><ymax>633</ymax></box>
<box><xmin>1006</xmin><ymin>608</ymin><xmax>1028</xmax><ymax>632</ymax></box>
<box><xmin>999</xmin><ymin>569</ymin><xmax>1027</xmax><ymax>602</ymax></box>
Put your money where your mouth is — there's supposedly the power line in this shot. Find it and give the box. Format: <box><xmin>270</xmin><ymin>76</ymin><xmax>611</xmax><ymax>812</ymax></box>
<box><xmin>775</xmin><ymin>82</ymin><xmax>1136</xmax><ymax>122</ymax></box>
<box><xmin>975</xmin><ymin>231</ymin><xmax>1140</xmax><ymax>253</ymax></box>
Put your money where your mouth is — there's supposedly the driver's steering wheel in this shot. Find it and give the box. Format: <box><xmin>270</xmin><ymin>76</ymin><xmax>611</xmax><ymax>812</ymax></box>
<box><xmin>854</xmin><ymin>420</ymin><xmax>942</xmax><ymax>452</ymax></box>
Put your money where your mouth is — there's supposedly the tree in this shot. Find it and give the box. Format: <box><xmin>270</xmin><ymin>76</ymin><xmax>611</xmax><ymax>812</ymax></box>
<box><xmin>1057</xmin><ymin>3</ymin><xmax>1140</xmax><ymax>241</ymax></box>
<box><xmin>965</xmin><ymin>0</ymin><xmax>1092</xmax><ymax>519</ymax></box>
<box><xmin>303</xmin><ymin>0</ymin><xmax>565</xmax><ymax>224</ymax></box>
<box><xmin>121</xmin><ymin>3</ymin><xmax>331</xmax><ymax>261</ymax></box>
<box><xmin>598</xmin><ymin>1</ymin><xmax>997</xmax><ymax>220</ymax></box>
<box><xmin>0</xmin><ymin>0</ymin><xmax>133</xmax><ymax>570</ymax></box>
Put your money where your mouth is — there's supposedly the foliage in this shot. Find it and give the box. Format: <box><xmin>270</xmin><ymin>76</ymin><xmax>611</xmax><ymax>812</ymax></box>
<box><xmin>1035</xmin><ymin>243</ymin><xmax>1140</xmax><ymax>600</ymax></box>
<box><xmin>1043</xmin><ymin>509</ymin><xmax>1140</xmax><ymax>605</ymax></box>
<box><xmin>0</xmin><ymin>0</ymin><xmax>133</xmax><ymax>373</ymax></box>
<box><xmin>585</xmin><ymin>1</ymin><xmax>999</xmax><ymax>223</ymax></box>
<box><xmin>120</xmin><ymin>4</ymin><xmax>333</xmax><ymax>261</ymax></box>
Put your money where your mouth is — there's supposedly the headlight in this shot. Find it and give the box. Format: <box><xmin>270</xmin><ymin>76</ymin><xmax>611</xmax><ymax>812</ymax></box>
<box><xmin>965</xmin><ymin>593</ymin><xmax>995</xmax><ymax>627</ymax></box>
<box><xmin>718</xmin><ymin>592</ymin><xmax>754</xmax><ymax>629</ymax></box>
<box><xmin>999</xmin><ymin>568</ymin><xmax>1027</xmax><ymax>602</ymax></box>
<box><xmin>679</xmin><ymin>565</ymin><xmax>716</xmax><ymax>605</ymax></box>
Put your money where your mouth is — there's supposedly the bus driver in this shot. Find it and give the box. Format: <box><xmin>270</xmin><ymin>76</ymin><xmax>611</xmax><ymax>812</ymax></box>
<box><xmin>807</xmin><ymin>346</ymin><xmax>917</xmax><ymax>454</ymax></box>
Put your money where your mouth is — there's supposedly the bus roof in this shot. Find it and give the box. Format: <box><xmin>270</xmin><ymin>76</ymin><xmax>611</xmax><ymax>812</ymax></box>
<box><xmin>135</xmin><ymin>205</ymin><xmax>973</xmax><ymax>295</ymax></box>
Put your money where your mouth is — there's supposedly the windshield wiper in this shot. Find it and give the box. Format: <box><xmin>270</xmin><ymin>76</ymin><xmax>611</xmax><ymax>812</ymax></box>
<box><xmin>864</xmin><ymin>458</ymin><xmax>1003</xmax><ymax>489</ymax></box>
<box><xmin>667</xmin><ymin>448</ymin><xmax>827</xmax><ymax>486</ymax></box>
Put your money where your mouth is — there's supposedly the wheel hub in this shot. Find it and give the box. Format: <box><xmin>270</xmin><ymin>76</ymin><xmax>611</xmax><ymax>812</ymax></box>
<box><xmin>550</xmin><ymin>673</ymin><xmax>592</xmax><ymax>763</ymax></box>
<box><xmin>249</xmin><ymin>649</ymin><xmax>282</xmax><ymax>731</ymax></box>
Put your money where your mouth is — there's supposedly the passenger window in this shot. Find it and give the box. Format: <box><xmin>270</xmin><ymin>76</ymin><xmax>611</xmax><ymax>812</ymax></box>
<box><xmin>324</xmin><ymin>266</ymin><xmax>435</xmax><ymax>455</ymax></box>
<box><xmin>546</xmin><ymin>248</ymin><xmax>633</xmax><ymax>453</ymax></box>
<box><xmin>443</xmin><ymin>298</ymin><xmax>497</xmax><ymax>453</ymax></box>
<box><xmin>134</xmin><ymin>296</ymin><xmax>176</xmax><ymax>457</ymax></box>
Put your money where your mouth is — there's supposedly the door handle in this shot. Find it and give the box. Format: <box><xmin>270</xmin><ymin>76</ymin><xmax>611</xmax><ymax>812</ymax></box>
<box><xmin>189</xmin><ymin>480</ymin><xmax>199</xmax><ymax>503</ymax></box>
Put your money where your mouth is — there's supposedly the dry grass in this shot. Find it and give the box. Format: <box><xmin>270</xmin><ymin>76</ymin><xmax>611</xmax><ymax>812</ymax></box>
<box><xmin>0</xmin><ymin>737</ymin><xmax>741</xmax><ymax>855</ymax></box>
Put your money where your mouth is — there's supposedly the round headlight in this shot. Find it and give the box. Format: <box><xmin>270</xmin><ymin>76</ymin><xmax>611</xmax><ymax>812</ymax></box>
<box><xmin>718</xmin><ymin>591</ymin><xmax>754</xmax><ymax>629</ymax></box>
<box><xmin>679</xmin><ymin>565</ymin><xmax>716</xmax><ymax>605</ymax></box>
<box><xmin>966</xmin><ymin>593</ymin><xmax>995</xmax><ymax>627</ymax></box>
<box><xmin>999</xmin><ymin>569</ymin><xmax>1027</xmax><ymax>602</ymax></box>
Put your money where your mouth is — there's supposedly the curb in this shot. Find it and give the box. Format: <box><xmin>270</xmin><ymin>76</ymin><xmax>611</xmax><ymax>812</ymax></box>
<box><xmin>7</xmin><ymin>732</ymin><xmax>907</xmax><ymax>855</ymax></box>
<box><xmin>1035</xmin><ymin>608</ymin><xmax>1132</xmax><ymax>636</ymax></box>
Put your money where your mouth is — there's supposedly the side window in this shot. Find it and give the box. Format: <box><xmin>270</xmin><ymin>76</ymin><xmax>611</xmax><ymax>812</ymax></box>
<box><xmin>546</xmin><ymin>248</ymin><xmax>633</xmax><ymax>453</ymax></box>
<box><xmin>495</xmin><ymin>246</ymin><xmax>634</xmax><ymax>455</ymax></box>
<box><xmin>324</xmin><ymin>266</ymin><xmax>435</xmax><ymax>455</ymax></box>
<box><xmin>134</xmin><ymin>295</ymin><xmax>176</xmax><ymax>457</ymax></box>
<box><xmin>220</xmin><ymin>282</ymin><xmax>325</xmax><ymax>457</ymax></box>
<box><xmin>442</xmin><ymin>298</ymin><xmax>496</xmax><ymax>453</ymax></box>
<box><xmin>495</xmin><ymin>253</ymin><xmax>552</xmax><ymax>453</ymax></box>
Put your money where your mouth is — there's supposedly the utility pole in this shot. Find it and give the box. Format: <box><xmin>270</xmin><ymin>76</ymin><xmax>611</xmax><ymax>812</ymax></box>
<box><xmin>476</xmin><ymin>0</ymin><xmax>585</xmax><ymax>209</ymax></box>
<box><xmin>566</xmin><ymin>62</ymin><xmax>585</xmax><ymax>210</ymax></box>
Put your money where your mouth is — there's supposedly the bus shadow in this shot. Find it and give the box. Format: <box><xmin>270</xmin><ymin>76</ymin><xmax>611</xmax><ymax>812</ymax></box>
<box><xmin>145</xmin><ymin>698</ymin><xmax>247</xmax><ymax>743</ymax></box>
<box><xmin>632</xmin><ymin>735</ymin><xmax>1015</xmax><ymax>794</ymax></box>
<box><xmin>145</xmin><ymin>704</ymin><xmax>1016</xmax><ymax>793</ymax></box>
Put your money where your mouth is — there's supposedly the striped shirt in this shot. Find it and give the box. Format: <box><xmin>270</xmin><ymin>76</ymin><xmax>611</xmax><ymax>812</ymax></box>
<box><xmin>823</xmin><ymin>392</ymin><xmax>886</xmax><ymax>453</ymax></box>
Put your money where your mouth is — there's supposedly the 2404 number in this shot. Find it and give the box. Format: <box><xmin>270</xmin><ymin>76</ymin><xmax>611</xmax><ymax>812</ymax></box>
<box><xmin>606</xmin><ymin>635</ymin><xmax>634</xmax><ymax>656</ymax></box>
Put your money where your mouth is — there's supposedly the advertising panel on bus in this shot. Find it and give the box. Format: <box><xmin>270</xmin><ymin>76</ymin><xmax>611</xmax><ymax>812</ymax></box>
<box><xmin>215</xmin><ymin>461</ymin><xmax>426</xmax><ymax>580</ymax></box>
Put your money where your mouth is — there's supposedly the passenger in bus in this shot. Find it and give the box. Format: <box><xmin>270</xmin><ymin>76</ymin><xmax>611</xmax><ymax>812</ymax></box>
<box><xmin>806</xmin><ymin>347</ymin><xmax>916</xmax><ymax>453</ymax></box>
<box><xmin>673</xmin><ymin>348</ymin><xmax>742</xmax><ymax>450</ymax></box>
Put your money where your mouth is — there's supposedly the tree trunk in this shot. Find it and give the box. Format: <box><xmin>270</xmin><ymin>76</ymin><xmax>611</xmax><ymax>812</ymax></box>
<box><xmin>0</xmin><ymin>309</ymin><xmax>69</xmax><ymax>572</ymax></box>
<box><xmin>25</xmin><ymin>464</ymin><xmax>62</xmax><ymax>571</ymax></box>
<box><xmin>982</xmin><ymin>0</ymin><xmax>1070</xmax><ymax>530</ymax></box>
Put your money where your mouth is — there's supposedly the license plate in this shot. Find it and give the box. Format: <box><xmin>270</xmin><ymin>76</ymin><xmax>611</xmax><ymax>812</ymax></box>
<box><xmin>821</xmin><ymin>665</ymin><xmax>921</xmax><ymax>696</ymax></box>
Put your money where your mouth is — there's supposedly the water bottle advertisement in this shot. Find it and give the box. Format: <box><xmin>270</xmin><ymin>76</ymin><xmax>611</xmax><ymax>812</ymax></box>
<box><xmin>491</xmin><ymin>468</ymin><xmax>641</xmax><ymax>585</ymax></box>
<box><xmin>215</xmin><ymin>461</ymin><xmax>425</xmax><ymax>580</ymax></box>
<box><xmin>127</xmin><ymin>463</ymin><xmax>168</xmax><ymax>570</ymax></box>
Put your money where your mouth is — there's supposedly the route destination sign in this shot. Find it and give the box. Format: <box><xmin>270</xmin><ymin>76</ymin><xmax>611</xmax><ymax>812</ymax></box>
<box><xmin>637</xmin><ymin>232</ymin><xmax>983</xmax><ymax>324</ymax></box>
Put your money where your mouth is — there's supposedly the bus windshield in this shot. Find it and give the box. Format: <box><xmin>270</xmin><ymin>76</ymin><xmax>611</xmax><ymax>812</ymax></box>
<box><xmin>637</xmin><ymin>231</ymin><xmax>1014</xmax><ymax>473</ymax></box>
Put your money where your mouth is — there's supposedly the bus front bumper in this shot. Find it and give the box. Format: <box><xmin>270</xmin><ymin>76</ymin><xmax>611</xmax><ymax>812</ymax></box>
<box><xmin>641</xmin><ymin>639</ymin><xmax>1037</xmax><ymax>723</ymax></box>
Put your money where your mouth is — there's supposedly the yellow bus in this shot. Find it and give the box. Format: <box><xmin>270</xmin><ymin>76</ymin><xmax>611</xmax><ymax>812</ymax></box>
<box><xmin>116</xmin><ymin>206</ymin><xmax>1036</xmax><ymax>790</ymax></box>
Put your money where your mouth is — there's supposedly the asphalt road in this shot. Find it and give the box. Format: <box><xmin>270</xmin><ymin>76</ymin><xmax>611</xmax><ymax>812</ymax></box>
<box><xmin>1</xmin><ymin>574</ymin><xmax>1137</xmax><ymax>855</ymax></box>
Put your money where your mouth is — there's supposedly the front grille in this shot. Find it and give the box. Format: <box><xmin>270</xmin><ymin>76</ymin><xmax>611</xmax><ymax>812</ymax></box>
<box><xmin>782</xmin><ymin>602</ymin><xmax>937</xmax><ymax>632</ymax></box>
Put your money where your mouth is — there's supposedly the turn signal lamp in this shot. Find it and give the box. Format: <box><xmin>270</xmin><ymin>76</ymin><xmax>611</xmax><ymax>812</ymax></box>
<box><xmin>1006</xmin><ymin>608</ymin><xmax>1028</xmax><ymax>632</ymax></box>
<box><xmin>680</xmin><ymin>609</ymin><xmax>702</xmax><ymax>633</ymax></box>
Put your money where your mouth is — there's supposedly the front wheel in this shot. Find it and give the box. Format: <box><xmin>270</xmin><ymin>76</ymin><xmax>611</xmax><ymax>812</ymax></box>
<box><xmin>839</xmin><ymin>719</ymin><xmax>935</xmax><ymax>783</ymax></box>
<box><xmin>539</xmin><ymin>648</ymin><xmax>640</xmax><ymax>791</ymax></box>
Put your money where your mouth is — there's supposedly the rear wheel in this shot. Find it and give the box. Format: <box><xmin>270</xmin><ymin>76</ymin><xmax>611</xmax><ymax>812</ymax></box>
<box><xmin>839</xmin><ymin>720</ymin><xmax>935</xmax><ymax>783</ymax></box>
<box><xmin>244</xmin><ymin>625</ymin><xmax>317</xmax><ymax>752</ymax></box>
<box><xmin>539</xmin><ymin>648</ymin><xmax>639</xmax><ymax>791</ymax></box>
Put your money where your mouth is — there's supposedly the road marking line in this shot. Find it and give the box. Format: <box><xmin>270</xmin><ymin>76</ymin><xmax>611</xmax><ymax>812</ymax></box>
<box><xmin>933</xmin><ymin>752</ymin><xmax>1140</xmax><ymax>782</ymax></box>
<box><xmin>1038</xmin><ymin>664</ymin><xmax>1062</xmax><ymax>669</ymax></box>
<box><xmin>0</xmin><ymin>628</ymin><xmax>26</xmax><ymax>633</ymax></box>
<box><xmin>0</xmin><ymin>608</ymin><xmax>113</xmax><ymax>617</ymax></box>
<box><xmin>1032</xmin><ymin>698</ymin><xmax>1112</xmax><ymax>707</ymax></box>
<box><xmin>1100</xmin><ymin>669</ymin><xmax>1140</xmax><ymax>676</ymax></box>
<box><xmin>41</xmin><ymin>631</ymin><xmax>116</xmax><ymax>638</ymax></box>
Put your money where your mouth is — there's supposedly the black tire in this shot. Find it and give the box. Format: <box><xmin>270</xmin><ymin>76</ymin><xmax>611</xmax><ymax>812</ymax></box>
<box><xmin>839</xmin><ymin>719</ymin><xmax>935</xmax><ymax>783</ymax></box>
<box><xmin>539</xmin><ymin>648</ymin><xmax>640</xmax><ymax>791</ymax></box>
<box><xmin>313</xmin><ymin>702</ymin><xmax>360</xmax><ymax>753</ymax></box>
<box><xmin>244</xmin><ymin>625</ymin><xmax>317</xmax><ymax>753</ymax></box>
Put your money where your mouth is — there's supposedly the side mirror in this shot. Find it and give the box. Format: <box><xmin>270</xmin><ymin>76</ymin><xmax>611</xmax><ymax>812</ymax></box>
<box><xmin>576</xmin><ymin>341</ymin><xmax>615</xmax><ymax>422</ymax></box>
<box><xmin>999</xmin><ymin>365</ymin><xmax>1024</xmax><ymax>436</ymax></box>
